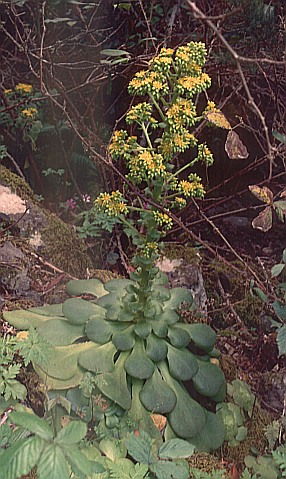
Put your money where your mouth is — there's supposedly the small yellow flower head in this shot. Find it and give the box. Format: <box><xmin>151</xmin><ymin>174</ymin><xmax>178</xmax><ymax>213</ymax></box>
<box><xmin>127</xmin><ymin>150</ymin><xmax>165</xmax><ymax>183</ymax></box>
<box><xmin>149</xmin><ymin>47</ymin><xmax>174</xmax><ymax>74</ymax></box>
<box><xmin>128</xmin><ymin>70</ymin><xmax>168</xmax><ymax>99</ymax></box>
<box><xmin>176</xmin><ymin>72</ymin><xmax>211</xmax><ymax>98</ymax></box>
<box><xmin>15</xmin><ymin>83</ymin><xmax>33</xmax><ymax>94</ymax></box>
<box><xmin>140</xmin><ymin>242</ymin><xmax>160</xmax><ymax>259</ymax></box>
<box><xmin>153</xmin><ymin>210</ymin><xmax>173</xmax><ymax>230</ymax></box>
<box><xmin>178</xmin><ymin>175</ymin><xmax>205</xmax><ymax>198</ymax></box>
<box><xmin>21</xmin><ymin>107</ymin><xmax>37</xmax><ymax>118</ymax></box>
<box><xmin>109</xmin><ymin>130</ymin><xmax>139</xmax><ymax>160</ymax></box>
<box><xmin>4</xmin><ymin>89</ymin><xmax>12</xmax><ymax>95</ymax></box>
<box><xmin>94</xmin><ymin>190</ymin><xmax>128</xmax><ymax>217</ymax></box>
<box><xmin>172</xmin><ymin>197</ymin><xmax>187</xmax><ymax>209</ymax></box>
<box><xmin>166</xmin><ymin>98</ymin><xmax>197</xmax><ymax>130</ymax></box>
<box><xmin>126</xmin><ymin>102</ymin><xmax>153</xmax><ymax>125</ymax></box>
<box><xmin>197</xmin><ymin>143</ymin><xmax>214</xmax><ymax>166</ymax></box>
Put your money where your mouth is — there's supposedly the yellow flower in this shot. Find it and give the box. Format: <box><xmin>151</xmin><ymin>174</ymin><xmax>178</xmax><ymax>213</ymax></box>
<box><xmin>21</xmin><ymin>107</ymin><xmax>37</xmax><ymax>118</ymax></box>
<box><xmin>4</xmin><ymin>89</ymin><xmax>12</xmax><ymax>94</ymax></box>
<box><xmin>15</xmin><ymin>83</ymin><xmax>33</xmax><ymax>93</ymax></box>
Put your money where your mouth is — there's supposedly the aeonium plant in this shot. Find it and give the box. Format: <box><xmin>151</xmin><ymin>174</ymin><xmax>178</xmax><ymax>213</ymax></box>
<box><xmin>3</xmin><ymin>42</ymin><xmax>228</xmax><ymax>452</ymax></box>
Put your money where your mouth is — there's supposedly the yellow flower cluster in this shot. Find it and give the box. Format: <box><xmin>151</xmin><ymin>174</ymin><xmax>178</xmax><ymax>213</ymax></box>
<box><xmin>166</xmin><ymin>98</ymin><xmax>197</xmax><ymax>130</ymax></box>
<box><xmin>94</xmin><ymin>190</ymin><xmax>128</xmax><ymax>217</ymax></box>
<box><xmin>175</xmin><ymin>42</ymin><xmax>207</xmax><ymax>69</ymax></box>
<box><xmin>128</xmin><ymin>150</ymin><xmax>165</xmax><ymax>183</ymax></box>
<box><xmin>15</xmin><ymin>83</ymin><xmax>33</xmax><ymax>94</ymax></box>
<box><xmin>109</xmin><ymin>130</ymin><xmax>138</xmax><ymax>160</ymax></box>
<box><xmin>177</xmin><ymin>175</ymin><xmax>205</xmax><ymax>198</ymax></box>
<box><xmin>159</xmin><ymin>129</ymin><xmax>197</xmax><ymax>158</ymax></box>
<box><xmin>128</xmin><ymin>70</ymin><xmax>168</xmax><ymax>99</ymax></box>
<box><xmin>172</xmin><ymin>197</ymin><xmax>187</xmax><ymax>209</ymax></box>
<box><xmin>4</xmin><ymin>89</ymin><xmax>12</xmax><ymax>95</ymax></box>
<box><xmin>126</xmin><ymin>102</ymin><xmax>155</xmax><ymax>125</ymax></box>
<box><xmin>153</xmin><ymin>211</ymin><xmax>173</xmax><ymax>230</ymax></box>
<box><xmin>21</xmin><ymin>107</ymin><xmax>37</xmax><ymax>118</ymax></box>
<box><xmin>149</xmin><ymin>48</ymin><xmax>174</xmax><ymax>74</ymax></box>
<box><xmin>140</xmin><ymin>242</ymin><xmax>160</xmax><ymax>259</ymax></box>
<box><xmin>197</xmin><ymin>143</ymin><xmax>214</xmax><ymax>166</ymax></box>
<box><xmin>177</xmin><ymin>73</ymin><xmax>211</xmax><ymax>97</ymax></box>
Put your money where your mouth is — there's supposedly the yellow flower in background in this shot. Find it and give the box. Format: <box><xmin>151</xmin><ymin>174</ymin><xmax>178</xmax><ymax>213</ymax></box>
<box><xmin>95</xmin><ymin>190</ymin><xmax>128</xmax><ymax>217</ymax></box>
<box><xmin>15</xmin><ymin>83</ymin><xmax>33</xmax><ymax>93</ymax></box>
<box><xmin>21</xmin><ymin>107</ymin><xmax>37</xmax><ymax>118</ymax></box>
<box><xmin>4</xmin><ymin>89</ymin><xmax>12</xmax><ymax>94</ymax></box>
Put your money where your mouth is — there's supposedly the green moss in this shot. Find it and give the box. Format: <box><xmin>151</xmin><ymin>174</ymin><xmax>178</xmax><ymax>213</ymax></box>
<box><xmin>0</xmin><ymin>166</ymin><xmax>39</xmax><ymax>203</ymax></box>
<box><xmin>42</xmin><ymin>214</ymin><xmax>94</xmax><ymax>277</ymax></box>
<box><xmin>188</xmin><ymin>452</ymin><xmax>226</xmax><ymax>474</ymax></box>
<box><xmin>164</xmin><ymin>243</ymin><xmax>200</xmax><ymax>265</ymax></box>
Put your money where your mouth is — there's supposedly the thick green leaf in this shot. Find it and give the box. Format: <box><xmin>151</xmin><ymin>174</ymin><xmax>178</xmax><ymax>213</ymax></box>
<box><xmin>167</xmin><ymin>345</ymin><xmax>198</xmax><ymax>381</ymax></box>
<box><xmin>140</xmin><ymin>367</ymin><xmax>177</xmax><ymax>413</ymax></box>
<box><xmin>134</xmin><ymin>321</ymin><xmax>152</xmax><ymax>338</ymax></box>
<box><xmin>150</xmin><ymin>459</ymin><xmax>190</xmax><ymax>479</ymax></box>
<box><xmin>188</xmin><ymin>410</ymin><xmax>225</xmax><ymax>452</ymax></box>
<box><xmin>36</xmin><ymin>318</ymin><xmax>85</xmax><ymax>346</ymax></box>
<box><xmin>273</xmin><ymin>301</ymin><xmax>286</xmax><ymax>321</ymax></box>
<box><xmin>158</xmin><ymin>438</ymin><xmax>195</xmax><ymax>459</ymax></box>
<box><xmin>125</xmin><ymin>429</ymin><xmax>156</xmax><ymax>464</ymax></box>
<box><xmin>145</xmin><ymin>334</ymin><xmax>168</xmax><ymax>362</ymax></box>
<box><xmin>185</xmin><ymin>323</ymin><xmax>216</xmax><ymax>352</ymax></box>
<box><xmin>160</xmin><ymin>365</ymin><xmax>206</xmax><ymax>439</ymax></box>
<box><xmin>112</xmin><ymin>328</ymin><xmax>135</xmax><ymax>350</ymax></box>
<box><xmin>271</xmin><ymin>263</ymin><xmax>285</xmax><ymax>277</ymax></box>
<box><xmin>163</xmin><ymin>288</ymin><xmax>193</xmax><ymax>310</ymax></box>
<box><xmin>66</xmin><ymin>278</ymin><xmax>107</xmax><ymax>298</ymax></box>
<box><xmin>192</xmin><ymin>360</ymin><xmax>225</xmax><ymax>397</ymax></box>
<box><xmin>107</xmin><ymin>458</ymin><xmax>149</xmax><ymax>479</ymax></box>
<box><xmin>124</xmin><ymin>339</ymin><xmax>155</xmax><ymax>379</ymax></box>
<box><xmin>10</xmin><ymin>411</ymin><xmax>53</xmax><ymax>441</ymax></box>
<box><xmin>37</xmin><ymin>444</ymin><xmax>70</xmax><ymax>479</ymax></box>
<box><xmin>152</xmin><ymin>285</ymin><xmax>171</xmax><ymax>301</ymax></box>
<box><xmin>33</xmin><ymin>364</ymin><xmax>83</xmax><ymax>391</ymax></box>
<box><xmin>63</xmin><ymin>298</ymin><xmax>106</xmax><ymax>325</ymax></box>
<box><xmin>168</xmin><ymin>326</ymin><xmax>191</xmax><ymax>347</ymax></box>
<box><xmin>210</xmin><ymin>381</ymin><xmax>227</xmax><ymax>403</ymax></box>
<box><xmin>277</xmin><ymin>324</ymin><xmax>286</xmax><ymax>356</ymax></box>
<box><xmin>99</xmin><ymin>437</ymin><xmax>127</xmax><ymax>461</ymax></box>
<box><xmin>0</xmin><ymin>436</ymin><xmax>45</xmax><ymax>478</ymax></box>
<box><xmin>151</xmin><ymin>320</ymin><xmax>168</xmax><ymax>338</ymax></box>
<box><xmin>144</xmin><ymin>300</ymin><xmax>163</xmax><ymax>319</ymax></box>
<box><xmin>61</xmin><ymin>444</ymin><xmax>102</xmax><ymax>475</ymax></box>
<box><xmin>97</xmin><ymin>291</ymin><xmax>125</xmax><ymax>308</ymax></box>
<box><xmin>85</xmin><ymin>317</ymin><xmax>113</xmax><ymax>343</ymax></box>
<box><xmin>55</xmin><ymin>420</ymin><xmax>87</xmax><ymax>445</ymax></box>
<box><xmin>78</xmin><ymin>342</ymin><xmax>116</xmax><ymax>373</ymax></box>
<box><xmin>3</xmin><ymin>309</ymin><xmax>61</xmax><ymax>329</ymax></box>
<box><xmin>96</xmin><ymin>352</ymin><xmax>132</xmax><ymax>410</ymax></box>
<box><xmin>29</xmin><ymin>304</ymin><xmax>64</xmax><ymax>316</ymax></box>
<box><xmin>158</xmin><ymin>310</ymin><xmax>179</xmax><ymax>325</ymax></box>
<box><xmin>104</xmin><ymin>278</ymin><xmax>135</xmax><ymax>291</ymax></box>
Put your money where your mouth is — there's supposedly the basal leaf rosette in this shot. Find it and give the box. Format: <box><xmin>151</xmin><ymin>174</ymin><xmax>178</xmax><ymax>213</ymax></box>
<box><xmin>4</xmin><ymin>276</ymin><xmax>226</xmax><ymax>450</ymax></box>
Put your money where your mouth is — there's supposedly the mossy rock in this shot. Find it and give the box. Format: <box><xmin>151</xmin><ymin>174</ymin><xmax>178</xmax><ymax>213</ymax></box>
<box><xmin>0</xmin><ymin>166</ymin><xmax>97</xmax><ymax>277</ymax></box>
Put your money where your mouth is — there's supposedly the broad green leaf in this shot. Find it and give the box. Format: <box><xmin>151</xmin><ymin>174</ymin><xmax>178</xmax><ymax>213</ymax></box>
<box><xmin>85</xmin><ymin>317</ymin><xmax>113</xmax><ymax>343</ymax></box>
<box><xmin>107</xmin><ymin>458</ymin><xmax>148</xmax><ymax>479</ymax></box>
<box><xmin>167</xmin><ymin>325</ymin><xmax>191</xmax><ymax>347</ymax></box>
<box><xmin>158</xmin><ymin>438</ymin><xmax>195</xmax><ymax>459</ymax></box>
<box><xmin>158</xmin><ymin>309</ymin><xmax>179</xmax><ymax>325</ymax></box>
<box><xmin>160</xmin><ymin>365</ymin><xmax>206</xmax><ymax>438</ymax></box>
<box><xmin>61</xmin><ymin>444</ymin><xmax>102</xmax><ymax>475</ymax></box>
<box><xmin>78</xmin><ymin>341</ymin><xmax>116</xmax><ymax>373</ymax></box>
<box><xmin>55</xmin><ymin>420</ymin><xmax>87</xmax><ymax>444</ymax></box>
<box><xmin>271</xmin><ymin>264</ymin><xmax>285</xmax><ymax>277</ymax></box>
<box><xmin>10</xmin><ymin>411</ymin><xmax>53</xmax><ymax>440</ymax></box>
<box><xmin>163</xmin><ymin>287</ymin><xmax>193</xmax><ymax>310</ymax></box>
<box><xmin>150</xmin><ymin>459</ymin><xmax>190</xmax><ymax>479</ymax></box>
<box><xmin>144</xmin><ymin>300</ymin><xmax>163</xmax><ymax>318</ymax></box>
<box><xmin>104</xmin><ymin>278</ymin><xmax>134</xmax><ymax>291</ymax></box>
<box><xmin>63</xmin><ymin>298</ymin><xmax>106</xmax><ymax>325</ymax></box>
<box><xmin>272</xmin><ymin>130</ymin><xmax>286</xmax><ymax>144</ymax></box>
<box><xmin>29</xmin><ymin>304</ymin><xmax>64</xmax><ymax>316</ymax></box>
<box><xmin>185</xmin><ymin>323</ymin><xmax>216</xmax><ymax>352</ymax></box>
<box><xmin>150</xmin><ymin>319</ymin><xmax>168</xmax><ymax>338</ymax></box>
<box><xmin>140</xmin><ymin>367</ymin><xmax>177</xmax><ymax>413</ymax></box>
<box><xmin>36</xmin><ymin>318</ymin><xmax>85</xmax><ymax>346</ymax></box>
<box><xmin>124</xmin><ymin>339</ymin><xmax>154</xmax><ymax>379</ymax></box>
<box><xmin>277</xmin><ymin>324</ymin><xmax>286</xmax><ymax>356</ymax></box>
<box><xmin>33</xmin><ymin>364</ymin><xmax>83</xmax><ymax>391</ymax></box>
<box><xmin>3</xmin><ymin>309</ymin><xmax>61</xmax><ymax>329</ymax></box>
<box><xmin>36</xmin><ymin>342</ymin><xmax>92</xmax><ymax>380</ymax></box>
<box><xmin>272</xmin><ymin>301</ymin><xmax>286</xmax><ymax>321</ymax></box>
<box><xmin>96</xmin><ymin>352</ymin><xmax>132</xmax><ymax>410</ymax></box>
<box><xmin>192</xmin><ymin>360</ymin><xmax>225</xmax><ymax>397</ymax></box>
<box><xmin>152</xmin><ymin>285</ymin><xmax>171</xmax><ymax>301</ymax></box>
<box><xmin>112</xmin><ymin>328</ymin><xmax>135</xmax><ymax>350</ymax></box>
<box><xmin>134</xmin><ymin>321</ymin><xmax>152</xmax><ymax>338</ymax></box>
<box><xmin>99</xmin><ymin>437</ymin><xmax>127</xmax><ymax>461</ymax></box>
<box><xmin>66</xmin><ymin>278</ymin><xmax>107</xmax><ymax>298</ymax></box>
<box><xmin>0</xmin><ymin>436</ymin><xmax>45</xmax><ymax>478</ymax></box>
<box><xmin>125</xmin><ymin>429</ymin><xmax>156</xmax><ymax>464</ymax></box>
<box><xmin>188</xmin><ymin>410</ymin><xmax>225</xmax><ymax>452</ymax></box>
<box><xmin>167</xmin><ymin>345</ymin><xmax>198</xmax><ymax>381</ymax></box>
<box><xmin>97</xmin><ymin>291</ymin><xmax>125</xmax><ymax>308</ymax></box>
<box><xmin>145</xmin><ymin>334</ymin><xmax>168</xmax><ymax>362</ymax></box>
<box><xmin>37</xmin><ymin>444</ymin><xmax>70</xmax><ymax>479</ymax></box>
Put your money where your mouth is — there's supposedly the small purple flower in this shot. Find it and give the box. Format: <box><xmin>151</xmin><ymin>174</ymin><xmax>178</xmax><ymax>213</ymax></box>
<box><xmin>66</xmin><ymin>198</ymin><xmax>77</xmax><ymax>210</ymax></box>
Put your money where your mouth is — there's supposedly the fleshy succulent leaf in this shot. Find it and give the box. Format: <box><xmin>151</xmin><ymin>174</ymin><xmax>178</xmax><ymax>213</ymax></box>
<box><xmin>167</xmin><ymin>345</ymin><xmax>198</xmax><ymax>381</ymax></box>
<box><xmin>192</xmin><ymin>360</ymin><xmax>225</xmax><ymax>397</ymax></box>
<box><xmin>187</xmin><ymin>410</ymin><xmax>225</xmax><ymax>452</ymax></box>
<box><xmin>63</xmin><ymin>298</ymin><xmax>106</xmax><ymax>325</ymax></box>
<box><xmin>85</xmin><ymin>317</ymin><xmax>113</xmax><ymax>343</ymax></box>
<box><xmin>78</xmin><ymin>342</ymin><xmax>116</xmax><ymax>373</ymax></box>
<box><xmin>163</xmin><ymin>288</ymin><xmax>193</xmax><ymax>310</ymax></box>
<box><xmin>167</xmin><ymin>326</ymin><xmax>191</xmax><ymax>348</ymax></box>
<box><xmin>124</xmin><ymin>339</ymin><xmax>155</xmax><ymax>379</ymax></box>
<box><xmin>112</xmin><ymin>328</ymin><xmax>136</xmax><ymax>350</ymax></box>
<box><xmin>145</xmin><ymin>334</ymin><xmax>168</xmax><ymax>362</ymax></box>
<box><xmin>66</xmin><ymin>278</ymin><xmax>107</xmax><ymax>298</ymax></box>
<box><xmin>36</xmin><ymin>319</ymin><xmax>85</xmax><ymax>346</ymax></box>
<box><xmin>139</xmin><ymin>367</ymin><xmax>177</xmax><ymax>413</ymax></box>
<box><xmin>134</xmin><ymin>321</ymin><xmax>152</xmax><ymax>338</ymax></box>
